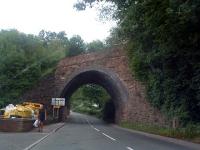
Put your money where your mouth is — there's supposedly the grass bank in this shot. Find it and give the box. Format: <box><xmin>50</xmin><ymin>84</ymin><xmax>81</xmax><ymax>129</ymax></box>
<box><xmin>120</xmin><ymin>122</ymin><xmax>200</xmax><ymax>144</ymax></box>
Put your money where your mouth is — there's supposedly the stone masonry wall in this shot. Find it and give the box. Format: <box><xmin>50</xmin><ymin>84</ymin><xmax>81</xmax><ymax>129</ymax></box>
<box><xmin>21</xmin><ymin>48</ymin><xmax>167</xmax><ymax>126</ymax></box>
<box><xmin>55</xmin><ymin>48</ymin><xmax>167</xmax><ymax>126</ymax></box>
<box><xmin>21</xmin><ymin>73</ymin><xmax>55</xmax><ymax>112</ymax></box>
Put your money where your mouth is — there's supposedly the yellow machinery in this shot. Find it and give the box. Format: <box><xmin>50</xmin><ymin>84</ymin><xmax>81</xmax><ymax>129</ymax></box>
<box><xmin>22</xmin><ymin>102</ymin><xmax>43</xmax><ymax>118</ymax></box>
<box><xmin>2</xmin><ymin>102</ymin><xmax>43</xmax><ymax>119</ymax></box>
<box><xmin>4</xmin><ymin>105</ymin><xmax>33</xmax><ymax>118</ymax></box>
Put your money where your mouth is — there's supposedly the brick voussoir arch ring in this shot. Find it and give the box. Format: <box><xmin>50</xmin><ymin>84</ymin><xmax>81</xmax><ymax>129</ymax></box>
<box><xmin>59</xmin><ymin>66</ymin><xmax>129</xmax><ymax>122</ymax></box>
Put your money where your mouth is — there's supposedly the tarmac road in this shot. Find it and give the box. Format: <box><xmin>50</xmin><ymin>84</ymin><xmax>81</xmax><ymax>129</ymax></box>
<box><xmin>0</xmin><ymin>112</ymin><xmax>199</xmax><ymax>150</ymax></box>
<box><xmin>28</xmin><ymin>112</ymin><xmax>199</xmax><ymax>150</ymax></box>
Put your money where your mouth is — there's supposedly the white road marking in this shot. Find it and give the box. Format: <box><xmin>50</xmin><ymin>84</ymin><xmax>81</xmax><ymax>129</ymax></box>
<box><xmin>23</xmin><ymin>134</ymin><xmax>49</xmax><ymax>150</ymax></box>
<box><xmin>94</xmin><ymin>127</ymin><xmax>100</xmax><ymax>132</ymax></box>
<box><xmin>86</xmin><ymin>117</ymin><xmax>115</xmax><ymax>141</ymax></box>
<box><xmin>126</xmin><ymin>146</ymin><xmax>134</xmax><ymax>150</ymax></box>
<box><xmin>23</xmin><ymin>123</ymin><xmax>65</xmax><ymax>150</ymax></box>
<box><xmin>85</xmin><ymin>118</ymin><xmax>100</xmax><ymax>132</ymax></box>
<box><xmin>102</xmin><ymin>132</ymin><xmax>116</xmax><ymax>141</ymax></box>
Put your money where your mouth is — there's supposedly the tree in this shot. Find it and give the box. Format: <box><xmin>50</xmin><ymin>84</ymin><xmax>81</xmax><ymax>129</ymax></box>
<box><xmin>105</xmin><ymin>27</ymin><xmax>126</xmax><ymax>47</ymax></box>
<box><xmin>75</xmin><ymin>0</ymin><xmax>200</xmax><ymax>124</ymax></box>
<box><xmin>68</xmin><ymin>35</ymin><xmax>86</xmax><ymax>56</ymax></box>
<box><xmin>82</xmin><ymin>84</ymin><xmax>110</xmax><ymax>108</ymax></box>
<box><xmin>70</xmin><ymin>84</ymin><xmax>110</xmax><ymax>117</ymax></box>
<box><xmin>0</xmin><ymin>30</ymin><xmax>68</xmax><ymax>107</ymax></box>
<box><xmin>86</xmin><ymin>40</ymin><xmax>105</xmax><ymax>52</ymax></box>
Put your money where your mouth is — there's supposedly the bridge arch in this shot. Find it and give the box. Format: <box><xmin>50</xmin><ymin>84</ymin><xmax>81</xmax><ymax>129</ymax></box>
<box><xmin>59</xmin><ymin>67</ymin><xmax>129</xmax><ymax>122</ymax></box>
<box><xmin>22</xmin><ymin>49</ymin><xmax>167</xmax><ymax>126</ymax></box>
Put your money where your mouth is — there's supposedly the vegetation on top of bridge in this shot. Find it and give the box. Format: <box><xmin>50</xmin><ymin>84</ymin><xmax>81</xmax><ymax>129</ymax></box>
<box><xmin>75</xmin><ymin>0</ymin><xmax>200</xmax><ymax>125</ymax></box>
<box><xmin>0</xmin><ymin>29</ymin><xmax>108</xmax><ymax>108</ymax></box>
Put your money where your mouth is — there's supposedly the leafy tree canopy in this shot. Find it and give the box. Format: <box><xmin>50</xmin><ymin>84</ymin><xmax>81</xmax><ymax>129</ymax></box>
<box><xmin>75</xmin><ymin>0</ymin><xmax>200</xmax><ymax>124</ymax></box>
<box><xmin>71</xmin><ymin>84</ymin><xmax>110</xmax><ymax>117</ymax></box>
<box><xmin>0</xmin><ymin>29</ymin><xmax>106</xmax><ymax>108</ymax></box>
<box><xmin>86</xmin><ymin>40</ymin><xmax>105</xmax><ymax>52</ymax></box>
<box><xmin>68</xmin><ymin>35</ymin><xmax>86</xmax><ymax>56</ymax></box>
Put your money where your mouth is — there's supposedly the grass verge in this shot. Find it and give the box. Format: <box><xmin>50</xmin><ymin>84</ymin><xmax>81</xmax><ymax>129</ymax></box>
<box><xmin>120</xmin><ymin>122</ymin><xmax>200</xmax><ymax>144</ymax></box>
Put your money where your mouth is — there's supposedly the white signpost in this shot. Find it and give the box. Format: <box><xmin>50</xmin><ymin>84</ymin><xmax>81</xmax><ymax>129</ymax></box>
<box><xmin>51</xmin><ymin>98</ymin><xmax>65</xmax><ymax>118</ymax></box>
<box><xmin>51</xmin><ymin>98</ymin><xmax>65</xmax><ymax>106</ymax></box>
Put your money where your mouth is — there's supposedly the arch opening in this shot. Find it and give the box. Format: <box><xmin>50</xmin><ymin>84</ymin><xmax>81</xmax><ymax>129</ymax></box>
<box><xmin>70</xmin><ymin>84</ymin><xmax>115</xmax><ymax>123</ymax></box>
<box><xmin>60</xmin><ymin>68</ymin><xmax>128</xmax><ymax>123</ymax></box>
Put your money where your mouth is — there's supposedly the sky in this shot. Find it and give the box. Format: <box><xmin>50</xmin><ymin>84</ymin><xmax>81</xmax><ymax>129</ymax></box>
<box><xmin>0</xmin><ymin>0</ymin><xmax>116</xmax><ymax>42</ymax></box>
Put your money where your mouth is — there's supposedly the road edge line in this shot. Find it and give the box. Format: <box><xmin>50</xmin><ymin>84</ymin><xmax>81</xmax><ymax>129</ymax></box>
<box><xmin>23</xmin><ymin>123</ymin><xmax>65</xmax><ymax>150</ymax></box>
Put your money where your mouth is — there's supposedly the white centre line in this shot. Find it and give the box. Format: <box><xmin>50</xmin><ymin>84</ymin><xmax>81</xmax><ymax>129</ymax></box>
<box><xmin>126</xmin><ymin>146</ymin><xmax>134</xmax><ymax>150</ymax></box>
<box><xmin>85</xmin><ymin>118</ymin><xmax>100</xmax><ymax>132</ymax></box>
<box><xmin>102</xmin><ymin>132</ymin><xmax>116</xmax><ymax>141</ymax></box>
<box><xmin>93</xmin><ymin>127</ymin><xmax>100</xmax><ymax>132</ymax></box>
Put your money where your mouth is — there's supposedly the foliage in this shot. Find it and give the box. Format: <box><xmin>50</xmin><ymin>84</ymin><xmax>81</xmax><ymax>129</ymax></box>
<box><xmin>0</xmin><ymin>29</ymin><xmax>106</xmax><ymax>108</ymax></box>
<box><xmin>70</xmin><ymin>84</ymin><xmax>110</xmax><ymax>118</ymax></box>
<box><xmin>68</xmin><ymin>35</ymin><xmax>86</xmax><ymax>56</ymax></box>
<box><xmin>75</xmin><ymin>0</ymin><xmax>200</xmax><ymax>124</ymax></box>
<box><xmin>0</xmin><ymin>30</ymin><xmax>41</xmax><ymax>106</ymax></box>
<box><xmin>106</xmin><ymin>27</ymin><xmax>126</xmax><ymax>47</ymax></box>
<box><xmin>86</xmin><ymin>40</ymin><xmax>105</xmax><ymax>52</ymax></box>
<box><xmin>0</xmin><ymin>30</ymin><xmax>67</xmax><ymax>107</ymax></box>
<box><xmin>120</xmin><ymin>122</ymin><xmax>200</xmax><ymax>142</ymax></box>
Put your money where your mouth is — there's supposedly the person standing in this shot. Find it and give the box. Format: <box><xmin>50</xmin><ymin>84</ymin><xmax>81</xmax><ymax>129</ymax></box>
<box><xmin>38</xmin><ymin>105</ymin><xmax>46</xmax><ymax>132</ymax></box>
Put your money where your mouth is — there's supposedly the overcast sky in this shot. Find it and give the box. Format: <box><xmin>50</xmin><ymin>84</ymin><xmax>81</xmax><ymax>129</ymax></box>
<box><xmin>0</xmin><ymin>0</ymin><xmax>116</xmax><ymax>42</ymax></box>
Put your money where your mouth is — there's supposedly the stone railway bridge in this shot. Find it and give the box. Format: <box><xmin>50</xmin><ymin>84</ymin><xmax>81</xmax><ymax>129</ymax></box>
<box><xmin>22</xmin><ymin>48</ymin><xmax>166</xmax><ymax>126</ymax></box>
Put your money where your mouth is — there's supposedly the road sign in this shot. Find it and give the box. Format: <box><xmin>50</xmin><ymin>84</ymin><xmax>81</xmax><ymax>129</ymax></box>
<box><xmin>51</xmin><ymin>98</ymin><xmax>65</xmax><ymax>106</ymax></box>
